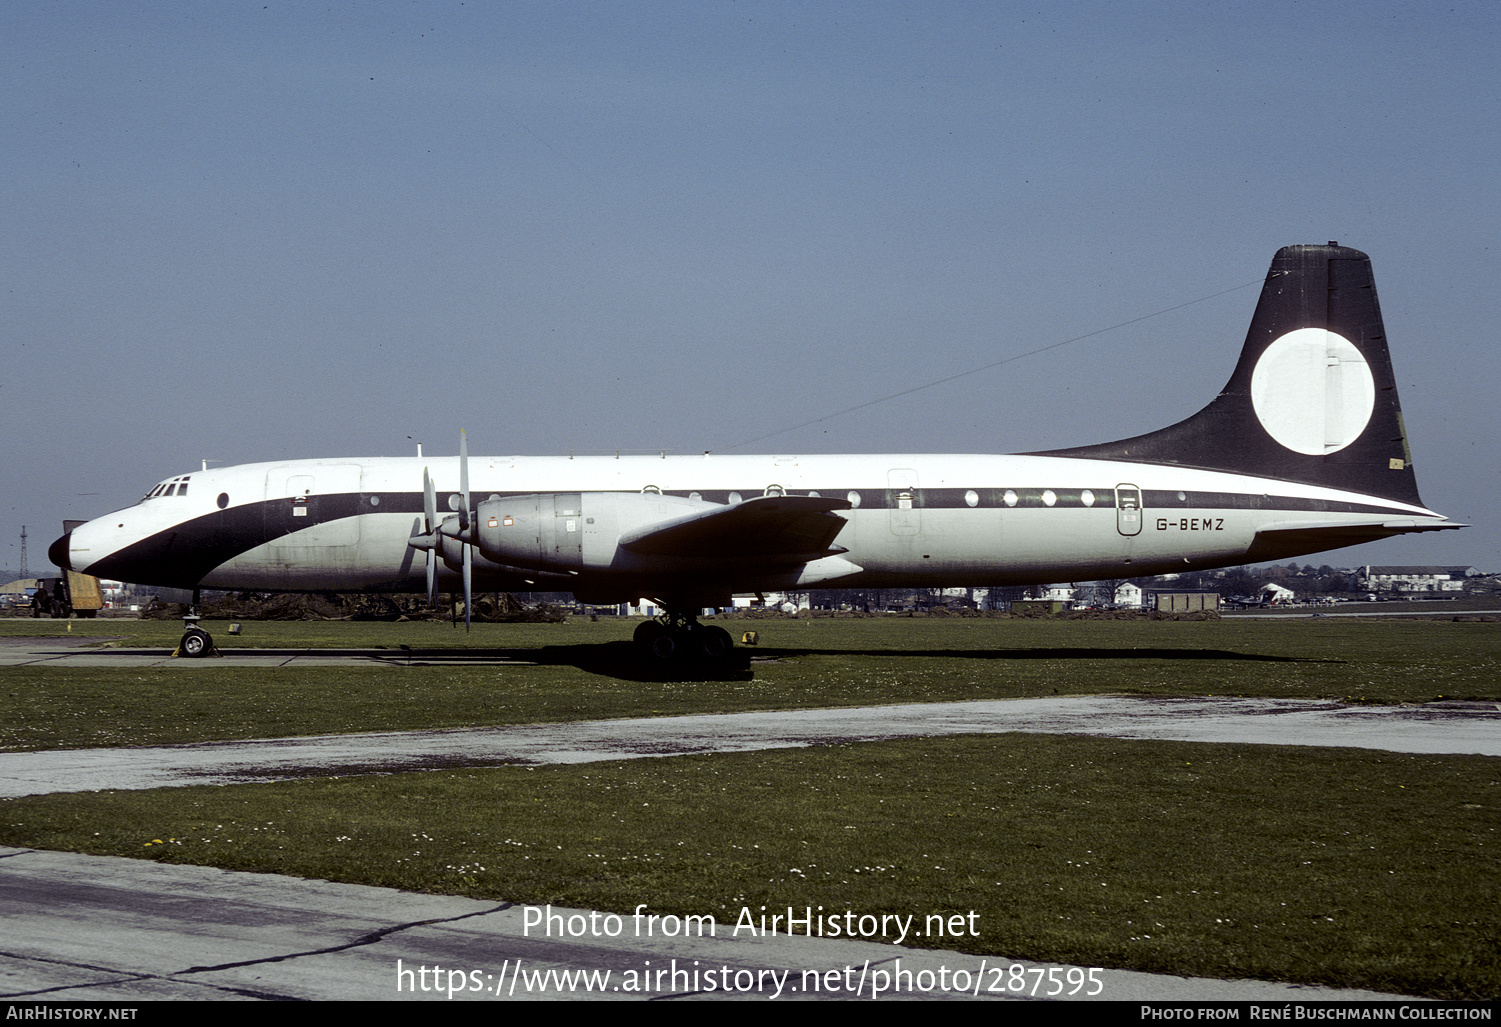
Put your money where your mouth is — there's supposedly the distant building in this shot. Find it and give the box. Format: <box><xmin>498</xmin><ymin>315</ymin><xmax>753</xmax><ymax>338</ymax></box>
<box><xmin>1010</xmin><ymin>599</ymin><xmax>1070</xmax><ymax>615</ymax></box>
<box><xmin>1152</xmin><ymin>591</ymin><xmax>1220</xmax><ymax>613</ymax></box>
<box><xmin>1260</xmin><ymin>583</ymin><xmax>1295</xmax><ymax>604</ymax></box>
<box><xmin>1361</xmin><ymin>566</ymin><xmax>1480</xmax><ymax>592</ymax></box>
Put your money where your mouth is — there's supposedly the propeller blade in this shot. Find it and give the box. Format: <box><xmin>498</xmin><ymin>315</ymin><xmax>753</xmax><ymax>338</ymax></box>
<box><xmin>423</xmin><ymin>466</ymin><xmax>437</xmax><ymax>534</ymax></box>
<box><xmin>462</xmin><ymin>540</ymin><xmax>472</xmax><ymax>632</ymax></box>
<box><xmin>423</xmin><ymin>466</ymin><xmax>437</xmax><ymax>607</ymax></box>
<box><xmin>458</xmin><ymin>429</ymin><xmax>471</xmax><ymax>534</ymax></box>
<box><xmin>459</xmin><ymin>432</ymin><xmax>472</xmax><ymax>631</ymax></box>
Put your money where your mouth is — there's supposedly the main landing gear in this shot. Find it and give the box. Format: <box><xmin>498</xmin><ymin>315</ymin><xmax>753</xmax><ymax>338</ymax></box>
<box><xmin>176</xmin><ymin>589</ymin><xmax>217</xmax><ymax>658</ymax></box>
<box><xmin>633</xmin><ymin>609</ymin><xmax>734</xmax><ymax>661</ymax></box>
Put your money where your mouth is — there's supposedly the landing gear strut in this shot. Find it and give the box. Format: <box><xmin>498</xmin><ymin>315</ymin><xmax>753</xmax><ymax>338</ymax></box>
<box><xmin>176</xmin><ymin>589</ymin><xmax>216</xmax><ymax>658</ymax></box>
<box><xmin>633</xmin><ymin>608</ymin><xmax>734</xmax><ymax>661</ymax></box>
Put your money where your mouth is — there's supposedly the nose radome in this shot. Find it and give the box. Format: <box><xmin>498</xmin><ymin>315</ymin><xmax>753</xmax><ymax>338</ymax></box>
<box><xmin>48</xmin><ymin>531</ymin><xmax>72</xmax><ymax>571</ymax></box>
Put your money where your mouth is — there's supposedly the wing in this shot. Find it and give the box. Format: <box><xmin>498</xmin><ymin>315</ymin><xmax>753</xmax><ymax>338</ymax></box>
<box><xmin>619</xmin><ymin>495</ymin><xmax>852</xmax><ymax>562</ymax></box>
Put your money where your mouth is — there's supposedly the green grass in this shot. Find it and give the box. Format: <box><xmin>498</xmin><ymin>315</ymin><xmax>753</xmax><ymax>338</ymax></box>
<box><xmin>2</xmin><ymin>617</ymin><xmax>1497</xmax><ymax>751</ymax></box>
<box><xmin>3</xmin><ymin>734</ymin><xmax>1495</xmax><ymax>999</ymax></box>
<box><xmin>3</xmin><ymin>616</ymin><xmax>1498</xmax><ymax>998</ymax></box>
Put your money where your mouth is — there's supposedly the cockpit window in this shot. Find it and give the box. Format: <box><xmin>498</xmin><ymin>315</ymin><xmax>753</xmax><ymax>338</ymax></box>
<box><xmin>142</xmin><ymin>475</ymin><xmax>192</xmax><ymax>501</ymax></box>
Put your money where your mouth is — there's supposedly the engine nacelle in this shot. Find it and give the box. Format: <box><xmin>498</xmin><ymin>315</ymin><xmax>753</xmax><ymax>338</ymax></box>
<box><xmin>475</xmin><ymin>491</ymin><xmax>717</xmax><ymax>573</ymax></box>
<box><xmin>474</xmin><ymin>493</ymin><xmax>583</xmax><ymax>572</ymax></box>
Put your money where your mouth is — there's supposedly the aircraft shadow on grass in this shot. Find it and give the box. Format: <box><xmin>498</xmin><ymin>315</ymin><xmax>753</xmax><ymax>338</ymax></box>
<box><xmin>381</xmin><ymin>641</ymin><xmax>1338</xmax><ymax>682</ymax></box>
<box><xmin>57</xmin><ymin>642</ymin><xmax>1334</xmax><ymax>684</ymax></box>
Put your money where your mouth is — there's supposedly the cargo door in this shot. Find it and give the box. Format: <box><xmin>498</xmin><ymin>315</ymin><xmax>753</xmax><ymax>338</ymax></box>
<box><xmin>265</xmin><ymin>465</ymin><xmax>363</xmax><ymax>546</ymax></box>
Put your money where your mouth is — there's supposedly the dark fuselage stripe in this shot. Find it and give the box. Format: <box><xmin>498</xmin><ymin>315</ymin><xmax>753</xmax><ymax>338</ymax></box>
<box><xmin>94</xmin><ymin>487</ymin><xmax>1411</xmax><ymax>589</ymax></box>
<box><xmin>344</xmin><ymin>487</ymin><xmax>1405</xmax><ymax>516</ymax></box>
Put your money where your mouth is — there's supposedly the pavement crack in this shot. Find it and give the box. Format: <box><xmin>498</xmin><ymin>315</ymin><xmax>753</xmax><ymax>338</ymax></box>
<box><xmin>177</xmin><ymin>901</ymin><xmax>515</xmax><ymax>974</ymax></box>
<box><xmin>0</xmin><ymin>949</ymin><xmax>299</xmax><ymax>1001</ymax></box>
<box><xmin>0</xmin><ymin>949</ymin><xmax>157</xmax><ymax>999</ymax></box>
<box><xmin>0</xmin><ymin>944</ymin><xmax>304</xmax><ymax>1001</ymax></box>
<box><xmin>1</xmin><ymin>977</ymin><xmax>156</xmax><ymax>1000</ymax></box>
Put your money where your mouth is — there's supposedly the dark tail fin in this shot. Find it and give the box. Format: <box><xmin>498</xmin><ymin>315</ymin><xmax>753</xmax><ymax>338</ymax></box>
<box><xmin>1036</xmin><ymin>244</ymin><xmax>1427</xmax><ymax>508</ymax></box>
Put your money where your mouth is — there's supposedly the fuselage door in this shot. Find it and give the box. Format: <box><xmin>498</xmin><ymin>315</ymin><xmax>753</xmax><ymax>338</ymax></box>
<box><xmin>1115</xmin><ymin>484</ymin><xmax>1143</xmax><ymax>537</ymax></box>
<box><xmin>887</xmin><ymin>468</ymin><xmax>921</xmax><ymax>536</ymax></box>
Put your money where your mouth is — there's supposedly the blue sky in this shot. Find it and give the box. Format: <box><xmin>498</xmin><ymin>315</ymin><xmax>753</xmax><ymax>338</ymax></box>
<box><xmin>4</xmin><ymin>1</ymin><xmax>1498</xmax><ymax>578</ymax></box>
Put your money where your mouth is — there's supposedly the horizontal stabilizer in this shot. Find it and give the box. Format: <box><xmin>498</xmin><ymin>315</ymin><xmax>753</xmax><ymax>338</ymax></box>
<box><xmin>1245</xmin><ymin>518</ymin><xmax>1464</xmax><ymax>563</ymax></box>
<box><xmin>620</xmin><ymin>494</ymin><xmax>852</xmax><ymax>561</ymax></box>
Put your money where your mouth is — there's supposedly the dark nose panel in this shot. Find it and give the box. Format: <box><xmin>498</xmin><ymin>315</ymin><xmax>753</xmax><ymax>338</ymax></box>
<box><xmin>48</xmin><ymin>532</ymin><xmax>72</xmax><ymax>571</ymax></box>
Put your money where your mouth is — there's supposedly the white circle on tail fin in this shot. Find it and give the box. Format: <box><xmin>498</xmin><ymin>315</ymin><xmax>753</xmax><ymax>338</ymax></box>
<box><xmin>1250</xmin><ymin>328</ymin><xmax>1375</xmax><ymax>455</ymax></box>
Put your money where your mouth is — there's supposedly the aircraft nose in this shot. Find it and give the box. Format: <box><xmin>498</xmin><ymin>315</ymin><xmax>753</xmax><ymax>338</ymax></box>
<box><xmin>49</xmin><ymin>531</ymin><xmax>72</xmax><ymax>571</ymax></box>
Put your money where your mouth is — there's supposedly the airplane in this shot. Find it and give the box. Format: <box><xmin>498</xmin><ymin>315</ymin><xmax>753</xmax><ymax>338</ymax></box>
<box><xmin>50</xmin><ymin>243</ymin><xmax>1462</xmax><ymax>658</ymax></box>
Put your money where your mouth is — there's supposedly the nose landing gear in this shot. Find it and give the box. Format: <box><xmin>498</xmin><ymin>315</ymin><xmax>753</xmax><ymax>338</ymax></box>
<box><xmin>174</xmin><ymin>590</ymin><xmax>218</xmax><ymax>658</ymax></box>
<box><xmin>178</xmin><ymin>626</ymin><xmax>213</xmax><ymax>657</ymax></box>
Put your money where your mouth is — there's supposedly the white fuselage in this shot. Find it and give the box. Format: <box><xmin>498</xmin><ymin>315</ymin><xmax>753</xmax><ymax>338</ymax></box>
<box><xmin>62</xmin><ymin>451</ymin><xmax>1445</xmax><ymax>602</ymax></box>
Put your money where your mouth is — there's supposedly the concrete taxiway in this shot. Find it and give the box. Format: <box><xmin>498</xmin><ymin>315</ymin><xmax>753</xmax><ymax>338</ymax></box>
<box><xmin>2</xmin><ymin>694</ymin><xmax>1498</xmax><ymax>799</ymax></box>
<box><xmin>0</xmin><ymin>846</ymin><xmax>1418</xmax><ymax>1001</ymax></box>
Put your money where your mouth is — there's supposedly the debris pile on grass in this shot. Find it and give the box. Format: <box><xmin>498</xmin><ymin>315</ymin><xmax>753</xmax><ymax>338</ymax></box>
<box><xmin>139</xmin><ymin>593</ymin><xmax>355</xmax><ymax>621</ymax></box>
<box><xmin>138</xmin><ymin>592</ymin><xmax>568</xmax><ymax>623</ymax></box>
<box><xmin>467</xmin><ymin>593</ymin><xmax>569</xmax><ymax>623</ymax></box>
<box><xmin>715</xmin><ymin>606</ymin><xmax>1219</xmax><ymax>620</ymax></box>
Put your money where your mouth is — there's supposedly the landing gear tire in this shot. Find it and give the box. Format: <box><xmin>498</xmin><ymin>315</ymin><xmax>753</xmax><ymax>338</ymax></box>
<box><xmin>634</xmin><ymin>620</ymin><xmax>666</xmax><ymax>650</ymax></box>
<box><xmin>698</xmin><ymin>625</ymin><xmax>733</xmax><ymax>659</ymax></box>
<box><xmin>635</xmin><ymin>620</ymin><xmax>680</xmax><ymax>660</ymax></box>
<box><xmin>179</xmin><ymin>627</ymin><xmax>213</xmax><ymax>658</ymax></box>
<box><xmin>634</xmin><ymin>614</ymin><xmax>734</xmax><ymax>662</ymax></box>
